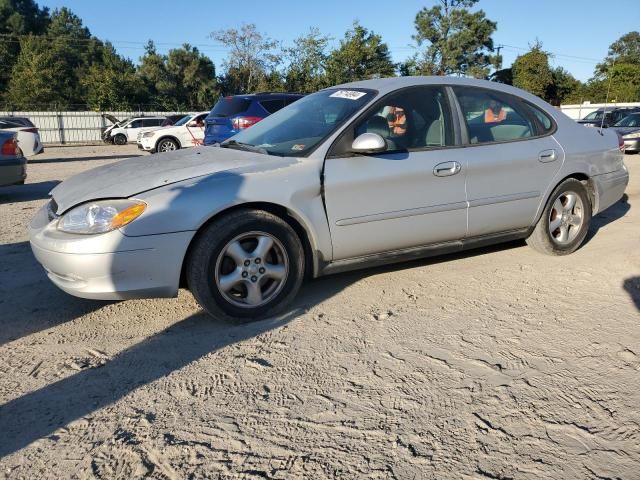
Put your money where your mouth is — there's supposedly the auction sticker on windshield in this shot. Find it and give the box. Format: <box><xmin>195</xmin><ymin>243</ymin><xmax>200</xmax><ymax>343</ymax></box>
<box><xmin>330</xmin><ymin>90</ymin><xmax>367</xmax><ymax>100</ymax></box>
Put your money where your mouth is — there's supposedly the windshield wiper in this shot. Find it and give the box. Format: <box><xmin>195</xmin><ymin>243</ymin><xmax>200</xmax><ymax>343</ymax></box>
<box><xmin>221</xmin><ymin>140</ymin><xmax>269</xmax><ymax>155</ymax></box>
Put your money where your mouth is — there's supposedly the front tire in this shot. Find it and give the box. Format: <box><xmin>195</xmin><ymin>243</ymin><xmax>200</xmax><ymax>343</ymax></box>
<box><xmin>186</xmin><ymin>209</ymin><xmax>305</xmax><ymax>322</ymax></box>
<box><xmin>156</xmin><ymin>138</ymin><xmax>179</xmax><ymax>153</ymax></box>
<box><xmin>113</xmin><ymin>134</ymin><xmax>127</xmax><ymax>146</ymax></box>
<box><xmin>526</xmin><ymin>178</ymin><xmax>592</xmax><ymax>255</ymax></box>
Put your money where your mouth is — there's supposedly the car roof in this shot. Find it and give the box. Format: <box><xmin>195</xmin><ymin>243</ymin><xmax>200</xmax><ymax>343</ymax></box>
<box><xmin>230</xmin><ymin>92</ymin><xmax>304</xmax><ymax>100</ymax></box>
<box><xmin>331</xmin><ymin>76</ymin><xmax>558</xmax><ymax>107</ymax></box>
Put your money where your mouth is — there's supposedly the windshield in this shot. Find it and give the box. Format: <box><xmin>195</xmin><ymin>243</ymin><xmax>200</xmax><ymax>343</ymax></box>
<box><xmin>584</xmin><ymin>111</ymin><xmax>604</xmax><ymax>120</ymax></box>
<box><xmin>173</xmin><ymin>115</ymin><xmax>192</xmax><ymax>127</ymax></box>
<box><xmin>223</xmin><ymin>88</ymin><xmax>376</xmax><ymax>157</ymax></box>
<box><xmin>615</xmin><ymin>113</ymin><xmax>640</xmax><ymax>127</ymax></box>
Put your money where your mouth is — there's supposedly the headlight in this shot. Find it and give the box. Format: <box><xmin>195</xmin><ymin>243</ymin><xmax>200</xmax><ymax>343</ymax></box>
<box><xmin>57</xmin><ymin>199</ymin><xmax>146</xmax><ymax>234</ymax></box>
<box><xmin>623</xmin><ymin>132</ymin><xmax>640</xmax><ymax>139</ymax></box>
<box><xmin>143</xmin><ymin>132</ymin><xmax>156</xmax><ymax>138</ymax></box>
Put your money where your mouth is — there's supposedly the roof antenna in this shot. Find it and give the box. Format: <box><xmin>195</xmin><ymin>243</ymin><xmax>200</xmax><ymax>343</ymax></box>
<box><xmin>599</xmin><ymin>54</ymin><xmax>617</xmax><ymax>135</ymax></box>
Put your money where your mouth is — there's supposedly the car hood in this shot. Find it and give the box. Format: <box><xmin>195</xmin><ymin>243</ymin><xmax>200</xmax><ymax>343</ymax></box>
<box><xmin>612</xmin><ymin>126</ymin><xmax>640</xmax><ymax>136</ymax></box>
<box><xmin>50</xmin><ymin>147</ymin><xmax>277</xmax><ymax>214</ymax></box>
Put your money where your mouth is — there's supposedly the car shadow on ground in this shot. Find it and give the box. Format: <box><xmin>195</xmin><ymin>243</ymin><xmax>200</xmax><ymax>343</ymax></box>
<box><xmin>623</xmin><ymin>277</ymin><xmax>640</xmax><ymax>311</ymax></box>
<box><xmin>0</xmin><ymin>180</ymin><xmax>60</xmax><ymax>204</ymax></box>
<box><xmin>0</xmin><ymin>311</ymin><xmax>294</xmax><ymax>459</ymax></box>
<box><xmin>28</xmin><ymin>154</ymin><xmax>143</xmax><ymax>164</ymax></box>
<box><xmin>0</xmin><ymin>241</ymin><xmax>107</xmax><ymax>347</ymax></box>
<box><xmin>584</xmin><ymin>194</ymin><xmax>630</xmax><ymax>244</ymax></box>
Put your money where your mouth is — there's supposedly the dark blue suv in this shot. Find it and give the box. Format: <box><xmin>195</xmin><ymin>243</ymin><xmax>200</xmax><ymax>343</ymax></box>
<box><xmin>203</xmin><ymin>92</ymin><xmax>304</xmax><ymax>145</ymax></box>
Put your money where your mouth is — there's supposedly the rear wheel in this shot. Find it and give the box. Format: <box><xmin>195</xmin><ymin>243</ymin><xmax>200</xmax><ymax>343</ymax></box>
<box><xmin>113</xmin><ymin>134</ymin><xmax>127</xmax><ymax>146</ymax></box>
<box><xmin>156</xmin><ymin>138</ymin><xmax>179</xmax><ymax>153</ymax></box>
<box><xmin>186</xmin><ymin>209</ymin><xmax>305</xmax><ymax>322</ymax></box>
<box><xmin>526</xmin><ymin>178</ymin><xmax>592</xmax><ymax>255</ymax></box>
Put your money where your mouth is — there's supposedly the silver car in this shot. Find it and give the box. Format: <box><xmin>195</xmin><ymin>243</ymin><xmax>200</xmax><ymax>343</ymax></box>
<box><xmin>29</xmin><ymin>77</ymin><xmax>629</xmax><ymax>322</ymax></box>
<box><xmin>0</xmin><ymin>131</ymin><xmax>26</xmax><ymax>186</ymax></box>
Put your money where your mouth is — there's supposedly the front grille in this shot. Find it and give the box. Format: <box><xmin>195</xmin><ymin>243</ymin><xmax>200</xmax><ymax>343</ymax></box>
<box><xmin>47</xmin><ymin>198</ymin><xmax>59</xmax><ymax>221</ymax></box>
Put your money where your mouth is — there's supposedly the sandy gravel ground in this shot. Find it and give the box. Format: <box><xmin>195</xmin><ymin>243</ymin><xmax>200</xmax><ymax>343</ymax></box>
<box><xmin>0</xmin><ymin>145</ymin><xmax>639</xmax><ymax>479</ymax></box>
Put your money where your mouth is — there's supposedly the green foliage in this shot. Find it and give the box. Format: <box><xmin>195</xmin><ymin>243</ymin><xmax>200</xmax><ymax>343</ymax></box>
<box><xmin>0</xmin><ymin>0</ymin><xmax>50</xmax><ymax>95</ymax></box>
<box><xmin>82</xmin><ymin>43</ymin><xmax>147</xmax><ymax>111</ymax></box>
<box><xmin>284</xmin><ymin>28</ymin><xmax>331</xmax><ymax>93</ymax></box>
<box><xmin>5</xmin><ymin>35</ymin><xmax>66</xmax><ymax>108</ymax></box>
<box><xmin>511</xmin><ymin>42</ymin><xmax>553</xmax><ymax>99</ymax></box>
<box><xmin>325</xmin><ymin>22</ymin><xmax>396</xmax><ymax>85</ymax></box>
<box><xmin>211</xmin><ymin>23</ymin><xmax>280</xmax><ymax>94</ymax></box>
<box><xmin>546</xmin><ymin>67</ymin><xmax>581</xmax><ymax>105</ymax></box>
<box><xmin>138</xmin><ymin>42</ymin><xmax>219</xmax><ymax>110</ymax></box>
<box><xmin>409</xmin><ymin>0</ymin><xmax>497</xmax><ymax>77</ymax></box>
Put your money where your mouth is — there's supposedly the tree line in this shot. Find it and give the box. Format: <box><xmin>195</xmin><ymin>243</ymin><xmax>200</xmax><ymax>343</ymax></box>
<box><xmin>1</xmin><ymin>0</ymin><xmax>639</xmax><ymax>111</ymax></box>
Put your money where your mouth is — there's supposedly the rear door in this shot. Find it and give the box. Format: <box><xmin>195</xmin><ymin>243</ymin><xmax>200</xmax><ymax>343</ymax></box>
<box><xmin>452</xmin><ymin>86</ymin><xmax>564</xmax><ymax>237</ymax></box>
<box><xmin>324</xmin><ymin>86</ymin><xmax>468</xmax><ymax>260</ymax></box>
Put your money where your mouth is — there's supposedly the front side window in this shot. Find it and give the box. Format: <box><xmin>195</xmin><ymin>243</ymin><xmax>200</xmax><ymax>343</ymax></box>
<box><xmin>351</xmin><ymin>86</ymin><xmax>454</xmax><ymax>153</ymax></box>
<box><xmin>223</xmin><ymin>88</ymin><xmax>375</xmax><ymax>157</ymax></box>
<box><xmin>129</xmin><ymin>120</ymin><xmax>143</xmax><ymax>128</ymax></box>
<box><xmin>454</xmin><ymin>87</ymin><xmax>535</xmax><ymax>144</ymax></box>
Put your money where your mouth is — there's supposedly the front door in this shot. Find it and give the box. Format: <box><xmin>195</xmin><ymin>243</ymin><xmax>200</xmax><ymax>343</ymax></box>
<box><xmin>324</xmin><ymin>86</ymin><xmax>468</xmax><ymax>260</ymax></box>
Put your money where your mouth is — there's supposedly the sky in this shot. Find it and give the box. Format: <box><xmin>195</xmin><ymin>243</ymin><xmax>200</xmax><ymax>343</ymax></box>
<box><xmin>37</xmin><ymin>0</ymin><xmax>640</xmax><ymax>82</ymax></box>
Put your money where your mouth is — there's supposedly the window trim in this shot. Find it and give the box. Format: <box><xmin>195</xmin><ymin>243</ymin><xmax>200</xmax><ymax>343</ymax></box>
<box><xmin>450</xmin><ymin>85</ymin><xmax>558</xmax><ymax>148</ymax></box>
<box><xmin>327</xmin><ymin>85</ymin><xmax>460</xmax><ymax>159</ymax></box>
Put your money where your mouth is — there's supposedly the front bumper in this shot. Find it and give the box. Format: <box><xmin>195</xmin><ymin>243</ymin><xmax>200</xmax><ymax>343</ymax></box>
<box><xmin>623</xmin><ymin>138</ymin><xmax>640</xmax><ymax>152</ymax></box>
<box><xmin>29</xmin><ymin>203</ymin><xmax>194</xmax><ymax>300</ymax></box>
<box><xmin>139</xmin><ymin>137</ymin><xmax>156</xmax><ymax>152</ymax></box>
<box><xmin>593</xmin><ymin>165</ymin><xmax>629</xmax><ymax>214</ymax></box>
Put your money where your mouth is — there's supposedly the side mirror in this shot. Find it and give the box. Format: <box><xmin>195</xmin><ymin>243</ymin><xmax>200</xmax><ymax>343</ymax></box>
<box><xmin>351</xmin><ymin>133</ymin><xmax>386</xmax><ymax>154</ymax></box>
<box><xmin>187</xmin><ymin>121</ymin><xmax>198</xmax><ymax>127</ymax></box>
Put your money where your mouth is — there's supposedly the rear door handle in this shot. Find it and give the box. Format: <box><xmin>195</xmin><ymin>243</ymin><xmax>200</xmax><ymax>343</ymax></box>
<box><xmin>433</xmin><ymin>161</ymin><xmax>461</xmax><ymax>177</ymax></box>
<box><xmin>538</xmin><ymin>149</ymin><xmax>557</xmax><ymax>162</ymax></box>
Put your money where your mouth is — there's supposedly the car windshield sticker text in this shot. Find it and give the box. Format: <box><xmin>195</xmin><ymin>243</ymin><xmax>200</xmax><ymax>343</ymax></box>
<box><xmin>329</xmin><ymin>90</ymin><xmax>367</xmax><ymax>100</ymax></box>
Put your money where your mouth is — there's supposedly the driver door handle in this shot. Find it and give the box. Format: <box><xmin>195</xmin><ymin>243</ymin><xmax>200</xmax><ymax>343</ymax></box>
<box><xmin>433</xmin><ymin>161</ymin><xmax>461</xmax><ymax>177</ymax></box>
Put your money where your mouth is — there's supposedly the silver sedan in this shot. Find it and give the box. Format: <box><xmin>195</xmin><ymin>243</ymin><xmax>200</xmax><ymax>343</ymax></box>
<box><xmin>29</xmin><ymin>77</ymin><xmax>629</xmax><ymax>322</ymax></box>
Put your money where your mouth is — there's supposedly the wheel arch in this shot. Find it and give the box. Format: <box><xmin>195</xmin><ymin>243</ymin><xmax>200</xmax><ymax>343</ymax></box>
<box><xmin>180</xmin><ymin>201</ymin><xmax>319</xmax><ymax>288</ymax></box>
<box><xmin>534</xmin><ymin>172</ymin><xmax>596</xmax><ymax>225</ymax></box>
<box><xmin>155</xmin><ymin>135</ymin><xmax>182</xmax><ymax>151</ymax></box>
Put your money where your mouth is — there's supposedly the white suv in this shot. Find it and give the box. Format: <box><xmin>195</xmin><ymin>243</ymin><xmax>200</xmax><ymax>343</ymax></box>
<box><xmin>108</xmin><ymin>117</ymin><xmax>166</xmax><ymax>145</ymax></box>
<box><xmin>138</xmin><ymin>112</ymin><xmax>209</xmax><ymax>153</ymax></box>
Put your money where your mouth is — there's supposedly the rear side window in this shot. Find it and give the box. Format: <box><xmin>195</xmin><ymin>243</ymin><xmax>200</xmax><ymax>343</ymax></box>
<box><xmin>524</xmin><ymin>102</ymin><xmax>554</xmax><ymax>134</ymax></box>
<box><xmin>209</xmin><ymin>97</ymin><xmax>251</xmax><ymax>117</ymax></box>
<box><xmin>453</xmin><ymin>87</ymin><xmax>535</xmax><ymax>144</ymax></box>
<box><xmin>260</xmin><ymin>99</ymin><xmax>285</xmax><ymax>114</ymax></box>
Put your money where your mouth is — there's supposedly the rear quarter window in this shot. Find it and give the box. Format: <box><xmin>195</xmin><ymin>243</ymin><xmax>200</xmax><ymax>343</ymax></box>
<box><xmin>260</xmin><ymin>99</ymin><xmax>286</xmax><ymax>114</ymax></box>
<box><xmin>524</xmin><ymin>103</ymin><xmax>555</xmax><ymax>134</ymax></box>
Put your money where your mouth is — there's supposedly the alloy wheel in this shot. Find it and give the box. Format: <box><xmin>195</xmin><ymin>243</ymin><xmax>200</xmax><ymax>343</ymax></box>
<box><xmin>548</xmin><ymin>191</ymin><xmax>584</xmax><ymax>245</ymax></box>
<box><xmin>214</xmin><ymin>231</ymin><xmax>289</xmax><ymax>308</ymax></box>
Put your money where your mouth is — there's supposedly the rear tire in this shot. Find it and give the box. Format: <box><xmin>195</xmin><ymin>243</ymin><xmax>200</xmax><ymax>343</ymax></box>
<box><xmin>113</xmin><ymin>134</ymin><xmax>127</xmax><ymax>146</ymax></box>
<box><xmin>186</xmin><ymin>209</ymin><xmax>305</xmax><ymax>322</ymax></box>
<box><xmin>526</xmin><ymin>178</ymin><xmax>592</xmax><ymax>255</ymax></box>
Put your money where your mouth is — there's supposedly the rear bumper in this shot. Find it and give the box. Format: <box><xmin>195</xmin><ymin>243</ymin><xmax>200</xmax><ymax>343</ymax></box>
<box><xmin>593</xmin><ymin>165</ymin><xmax>629</xmax><ymax>214</ymax></box>
<box><xmin>29</xmin><ymin>203</ymin><xmax>194</xmax><ymax>300</ymax></box>
<box><xmin>0</xmin><ymin>159</ymin><xmax>27</xmax><ymax>186</ymax></box>
<box><xmin>623</xmin><ymin>138</ymin><xmax>640</xmax><ymax>152</ymax></box>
